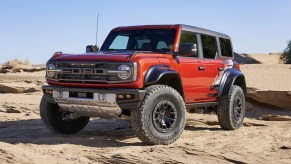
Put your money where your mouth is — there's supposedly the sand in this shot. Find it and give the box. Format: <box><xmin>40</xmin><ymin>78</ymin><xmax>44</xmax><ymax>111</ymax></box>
<box><xmin>0</xmin><ymin>54</ymin><xmax>291</xmax><ymax>163</ymax></box>
<box><xmin>240</xmin><ymin>64</ymin><xmax>291</xmax><ymax>91</ymax></box>
<box><xmin>0</xmin><ymin>94</ymin><xmax>290</xmax><ymax>163</ymax></box>
<box><xmin>240</xmin><ymin>64</ymin><xmax>291</xmax><ymax>109</ymax></box>
<box><xmin>245</xmin><ymin>53</ymin><xmax>282</xmax><ymax>64</ymax></box>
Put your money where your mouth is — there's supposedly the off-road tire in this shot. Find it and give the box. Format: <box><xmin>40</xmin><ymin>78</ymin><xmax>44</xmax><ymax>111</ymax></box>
<box><xmin>40</xmin><ymin>95</ymin><xmax>90</xmax><ymax>134</ymax></box>
<box><xmin>217</xmin><ymin>85</ymin><xmax>246</xmax><ymax>130</ymax></box>
<box><xmin>131</xmin><ymin>85</ymin><xmax>186</xmax><ymax>145</ymax></box>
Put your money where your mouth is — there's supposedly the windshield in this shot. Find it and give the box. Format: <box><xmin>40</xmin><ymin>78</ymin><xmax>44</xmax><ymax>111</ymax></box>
<box><xmin>100</xmin><ymin>29</ymin><xmax>176</xmax><ymax>52</ymax></box>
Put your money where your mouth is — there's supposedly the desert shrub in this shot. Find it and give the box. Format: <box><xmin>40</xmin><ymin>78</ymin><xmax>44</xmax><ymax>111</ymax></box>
<box><xmin>4</xmin><ymin>59</ymin><xmax>30</xmax><ymax>69</ymax></box>
<box><xmin>280</xmin><ymin>40</ymin><xmax>291</xmax><ymax>64</ymax></box>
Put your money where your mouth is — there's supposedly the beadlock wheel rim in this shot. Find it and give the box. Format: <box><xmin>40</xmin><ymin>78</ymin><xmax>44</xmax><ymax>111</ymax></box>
<box><xmin>152</xmin><ymin>100</ymin><xmax>177</xmax><ymax>133</ymax></box>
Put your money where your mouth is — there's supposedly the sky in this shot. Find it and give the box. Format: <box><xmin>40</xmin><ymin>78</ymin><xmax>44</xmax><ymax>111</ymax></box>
<box><xmin>0</xmin><ymin>0</ymin><xmax>291</xmax><ymax>64</ymax></box>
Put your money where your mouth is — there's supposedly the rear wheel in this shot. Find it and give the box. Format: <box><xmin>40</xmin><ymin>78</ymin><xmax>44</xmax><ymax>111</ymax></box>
<box><xmin>131</xmin><ymin>85</ymin><xmax>186</xmax><ymax>145</ymax></box>
<box><xmin>217</xmin><ymin>85</ymin><xmax>246</xmax><ymax>130</ymax></box>
<box><xmin>40</xmin><ymin>95</ymin><xmax>90</xmax><ymax>134</ymax></box>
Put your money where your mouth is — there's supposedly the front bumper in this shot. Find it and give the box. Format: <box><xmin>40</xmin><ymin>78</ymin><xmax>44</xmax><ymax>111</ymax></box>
<box><xmin>42</xmin><ymin>85</ymin><xmax>146</xmax><ymax>118</ymax></box>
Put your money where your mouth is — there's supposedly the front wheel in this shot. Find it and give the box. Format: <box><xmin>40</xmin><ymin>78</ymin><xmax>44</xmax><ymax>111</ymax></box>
<box><xmin>40</xmin><ymin>95</ymin><xmax>90</xmax><ymax>134</ymax></box>
<box><xmin>131</xmin><ymin>85</ymin><xmax>186</xmax><ymax>145</ymax></box>
<box><xmin>217</xmin><ymin>85</ymin><xmax>246</xmax><ymax>130</ymax></box>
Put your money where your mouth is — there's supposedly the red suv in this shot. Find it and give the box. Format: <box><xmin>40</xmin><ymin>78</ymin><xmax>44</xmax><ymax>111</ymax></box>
<box><xmin>40</xmin><ymin>24</ymin><xmax>246</xmax><ymax>145</ymax></box>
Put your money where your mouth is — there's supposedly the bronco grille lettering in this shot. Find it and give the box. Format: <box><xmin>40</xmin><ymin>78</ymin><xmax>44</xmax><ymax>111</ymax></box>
<box><xmin>61</xmin><ymin>68</ymin><xmax>104</xmax><ymax>74</ymax></box>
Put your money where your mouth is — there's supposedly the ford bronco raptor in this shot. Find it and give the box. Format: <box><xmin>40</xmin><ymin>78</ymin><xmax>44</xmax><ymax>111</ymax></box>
<box><xmin>40</xmin><ymin>24</ymin><xmax>246</xmax><ymax>145</ymax></box>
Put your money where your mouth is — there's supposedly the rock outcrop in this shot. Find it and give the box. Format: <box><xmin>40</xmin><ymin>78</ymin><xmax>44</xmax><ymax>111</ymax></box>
<box><xmin>0</xmin><ymin>84</ymin><xmax>40</xmax><ymax>93</ymax></box>
<box><xmin>247</xmin><ymin>88</ymin><xmax>291</xmax><ymax>109</ymax></box>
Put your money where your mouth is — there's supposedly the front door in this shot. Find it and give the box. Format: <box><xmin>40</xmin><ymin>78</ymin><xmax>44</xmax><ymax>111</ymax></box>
<box><xmin>177</xmin><ymin>31</ymin><xmax>208</xmax><ymax>103</ymax></box>
<box><xmin>178</xmin><ymin>57</ymin><xmax>207</xmax><ymax>103</ymax></box>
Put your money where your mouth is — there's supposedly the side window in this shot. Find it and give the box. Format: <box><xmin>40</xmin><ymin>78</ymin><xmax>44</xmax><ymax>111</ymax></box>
<box><xmin>219</xmin><ymin>38</ymin><xmax>233</xmax><ymax>57</ymax></box>
<box><xmin>179</xmin><ymin>31</ymin><xmax>199</xmax><ymax>57</ymax></box>
<box><xmin>109</xmin><ymin>35</ymin><xmax>129</xmax><ymax>50</ymax></box>
<box><xmin>201</xmin><ymin>35</ymin><xmax>217</xmax><ymax>59</ymax></box>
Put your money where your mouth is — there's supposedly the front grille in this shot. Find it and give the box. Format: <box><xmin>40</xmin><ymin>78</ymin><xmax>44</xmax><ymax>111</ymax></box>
<box><xmin>50</xmin><ymin>62</ymin><xmax>131</xmax><ymax>84</ymax></box>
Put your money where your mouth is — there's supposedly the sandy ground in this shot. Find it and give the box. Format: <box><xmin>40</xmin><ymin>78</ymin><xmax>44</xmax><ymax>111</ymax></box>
<box><xmin>0</xmin><ymin>71</ymin><xmax>45</xmax><ymax>82</ymax></box>
<box><xmin>240</xmin><ymin>64</ymin><xmax>291</xmax><ymax>109</ymax></box>
<box><xmin>243</xmin><ymin>53</ymin><xmax>282</xmax><ymax>64</ymax></box>
<box><xmin>0</xmin><ymin>55</ymin><xmax>291</xmax><ymax>163</ymax></box>
<box><xmin>0</xmin><ymin>92</ymin><xmax>290</xmax><ymax>164</ymax></box>
<box><xmin>240</xmin><ymin>64</ymin><xmax>291</xmax><ymax>91</ymax></box>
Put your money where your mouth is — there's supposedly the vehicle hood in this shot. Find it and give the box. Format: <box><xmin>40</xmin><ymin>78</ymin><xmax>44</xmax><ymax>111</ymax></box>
<box><xmin>48</xmin><ymin>51</ymin><xmax>136</xmax><ymax>63</ymax></box>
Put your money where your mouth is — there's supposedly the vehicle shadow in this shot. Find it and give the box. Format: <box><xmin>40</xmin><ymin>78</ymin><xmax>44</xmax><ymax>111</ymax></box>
<box><xmin>184</xmin><ymin>126</ymin><xmax>222</xmax><ymax>131</ymax></box>
<box><xmin>0</xmin><ymin>118</ymin><xmax>144</xmax><ymax>148</ymax></box>
<box><xmin>0</xmin><ymin>118</ymin><xmax>225</xmax><ymax>147</ymax></box>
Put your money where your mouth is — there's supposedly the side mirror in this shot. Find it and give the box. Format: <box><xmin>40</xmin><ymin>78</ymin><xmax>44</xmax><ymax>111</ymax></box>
<box><xmin>86</xmin><ymin>45</ymin><xmax>99</xmax><ymax>53</ymax></box>
<box><xmin>179</xmin><ymin>43</ymin><xmax>198</xmax><ymax>57</ymax></box>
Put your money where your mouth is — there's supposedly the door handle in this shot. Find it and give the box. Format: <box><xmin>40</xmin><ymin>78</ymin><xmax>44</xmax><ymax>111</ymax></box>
<box><xmin>198</xmin><ymin>66</ymin><xmax>205</xmax><ymax>70</ymax></box>
<box><xmin>218</xmin><ymin>67</ymin><xmax>224</xmax><ymax>71</ymax></box>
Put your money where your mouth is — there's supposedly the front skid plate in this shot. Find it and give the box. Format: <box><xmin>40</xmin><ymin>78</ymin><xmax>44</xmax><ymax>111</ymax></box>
<box><xmin>53</xmin><ymin>91</ymin><xmax>122</xmax><ymax>118</ymax></box>
<box><xmin>58</xmin><ymin>103</ymin><xmax>121</xmax><ymax>118</ymax></box>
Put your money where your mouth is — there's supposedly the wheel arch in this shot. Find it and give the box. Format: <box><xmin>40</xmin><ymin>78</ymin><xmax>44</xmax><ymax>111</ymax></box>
<box><xmin>144</xmin><ymin>65</ymin><xmax>184</xmax><ymax>99</ymax></box>
<box><xmin>218</xmin><ymin>68</ymin><xmax>247</xmax><ymax>97</ymax></box>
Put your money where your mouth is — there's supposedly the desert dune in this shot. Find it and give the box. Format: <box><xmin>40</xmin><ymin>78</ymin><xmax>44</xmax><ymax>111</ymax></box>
<box><xmin>0</xmin><ymin>55</ymin><xmax>290</xmax><ymax>163</ymax></box>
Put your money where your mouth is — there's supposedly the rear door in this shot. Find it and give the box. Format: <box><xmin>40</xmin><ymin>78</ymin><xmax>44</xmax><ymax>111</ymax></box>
<box><xmin>177</xmin><ymin>31</ymin><xmax>208</xmax><ymax>103</ymax></box>
<box><xmin>200</xmin><ymin>34</ymin><xmax>224</xmax><ymax>101</ymax></box>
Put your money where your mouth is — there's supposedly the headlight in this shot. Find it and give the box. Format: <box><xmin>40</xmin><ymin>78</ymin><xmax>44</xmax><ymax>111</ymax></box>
<box><xmin>117</xmin><ymin>64</ymin><xmax>132</xmax><ymax>80</ymax></box>
<box><xmin>46</xmin><ymin>64</ymin><xmax>56</xmax><ymax>78</ymax></box>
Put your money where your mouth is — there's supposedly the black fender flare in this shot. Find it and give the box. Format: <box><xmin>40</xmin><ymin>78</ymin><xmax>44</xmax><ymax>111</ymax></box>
<box><xmin>144</xmin><ymin>65</ymin><xmax>180</xmax><ymax>85</ymax></box>
<box><xmin>144</xmin><ymin>65</ymin><xmax>184</xmax><ymax>98</ymax></box>
<box><xmin>218</xmin><ymin>68</ymin><xmax>247</xmax><ymax>97</ymax></box>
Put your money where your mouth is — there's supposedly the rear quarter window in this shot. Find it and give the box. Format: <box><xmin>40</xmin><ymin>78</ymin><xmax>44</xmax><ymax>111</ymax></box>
<box><xmin>219</xmin><ymin>38</ymin><xmax>233</xmax><ymax>57</ymax></box>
